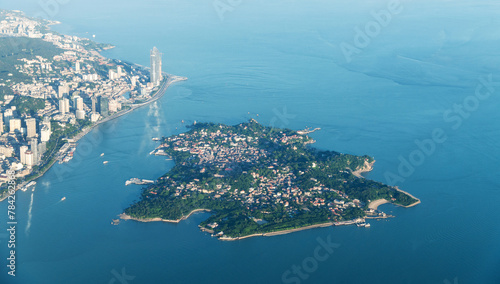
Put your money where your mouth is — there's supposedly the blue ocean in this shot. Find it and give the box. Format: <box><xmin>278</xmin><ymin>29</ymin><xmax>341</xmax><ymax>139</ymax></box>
<box><xmin>0</xmin><ymin>0</ymin><xmax>499</xmax><ymax>283</ymax></box>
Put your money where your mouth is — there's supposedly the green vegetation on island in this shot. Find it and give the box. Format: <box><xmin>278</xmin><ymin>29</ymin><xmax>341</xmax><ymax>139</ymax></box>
<box><xmin>124</xmin><ymin>120</ymin><xmax>419</xmax><ymax>239</ymax></box>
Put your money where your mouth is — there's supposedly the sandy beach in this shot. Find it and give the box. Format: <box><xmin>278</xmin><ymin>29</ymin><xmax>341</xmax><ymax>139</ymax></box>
<box><xmin>367</xmin><ymin>187</ymin><xmax>421</xmax><ymax>211</ymax></box>
<box><xmin>368</xmin><ymin>199</ymin><xmax>390</xmax><ymax>210</ymax></box>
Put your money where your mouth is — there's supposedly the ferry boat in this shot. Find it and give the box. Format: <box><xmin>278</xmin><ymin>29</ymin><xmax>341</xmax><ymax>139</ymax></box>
<box><xmin>125</xmin><ymin>178</ymin><xmax>155</xmax><ymax>186</ymax></box>
<box><xmin>25</xmin><ymin>181</ymin><xmax>36</xmax><ymax>191</ymax></box>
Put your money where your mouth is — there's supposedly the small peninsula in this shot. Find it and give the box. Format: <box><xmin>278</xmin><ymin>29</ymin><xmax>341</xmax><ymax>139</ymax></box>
<box><xmin>123</xmin><ymin>120</ymin><xmax>420</xmax><ymax>240</ymax></box>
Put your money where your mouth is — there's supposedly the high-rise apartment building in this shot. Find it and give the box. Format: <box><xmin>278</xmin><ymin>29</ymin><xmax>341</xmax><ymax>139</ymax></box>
<box><xmin>150</xmin><ymin>46</ymin><xmax>162</xmax><ymax>86</ymax></box>
<box><xmin>26</xmin><ymin>118</ymin><xmax>37</xmax><ymax>138</ymax></box>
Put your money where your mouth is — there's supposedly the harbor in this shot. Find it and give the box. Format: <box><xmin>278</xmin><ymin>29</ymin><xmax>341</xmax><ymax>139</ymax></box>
<box><xmin>20</xmin><ymin>181</ymin><xmax>37</xmax><ymax>192</ymax></box>
<box><xmin>57</xmin><ymin>143</ymin><xmax>77</xmax><ymax>164</ymax></box>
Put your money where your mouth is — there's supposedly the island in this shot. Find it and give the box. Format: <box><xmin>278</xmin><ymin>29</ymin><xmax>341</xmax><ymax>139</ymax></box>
<box><xmin>122</xmin><ymin>120</ymin><xmax>420</xmax><ymax>240</ymax></box>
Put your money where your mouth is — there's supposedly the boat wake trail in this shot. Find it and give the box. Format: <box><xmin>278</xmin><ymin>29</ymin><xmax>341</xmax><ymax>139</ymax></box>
<box><xmin>25</xmin><ymin>192</ymin><xmax>34</xmax><ymax>235</ymax></box>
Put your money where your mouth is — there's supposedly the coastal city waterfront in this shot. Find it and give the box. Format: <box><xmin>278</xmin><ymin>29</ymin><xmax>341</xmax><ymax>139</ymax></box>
<box><xmin>0</xmin><ymin>9</ymin><xmax>186</xmax><ymax>200</ymax></box>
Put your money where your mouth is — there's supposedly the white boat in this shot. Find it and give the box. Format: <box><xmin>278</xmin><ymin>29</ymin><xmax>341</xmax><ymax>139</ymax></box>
<box><xmin>61</xmin><ymin>197</ymin><xmax>66</xmax><ymax>201</ymax></box>
<box><xmin>23</xmin><ymin>181</ymin><xmax>36</xmax><ymax>192</ymax></box>
<box><xmin>100</xmin><ymin>153</ymin><xmax>105</xmax><ymax>157</ymax></box>
<box><xmin>125</xmin><ymin>178</ymin><xmax>154</xmax><ymax>186</ymax></box>
<box><xmin>365</xmin><ymin>223</ymin><xmax>371</xmax><ymax>227</ymax></box>
<box><xmin>103</xmin><ymin>161</ymin><xmax>109</xmax><ymax>164</ymax></box>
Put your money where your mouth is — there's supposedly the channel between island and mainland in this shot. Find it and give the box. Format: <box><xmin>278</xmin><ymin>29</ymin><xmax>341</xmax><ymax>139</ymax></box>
<box><xmin>0</xmin><ymin>70</ymin><xmax>187</xmax><ymax>202</ymax></box>
<box><xmin>119</xmin><ymin>161</ymin><xmax>421</xmax><ymax>241</ymax></box>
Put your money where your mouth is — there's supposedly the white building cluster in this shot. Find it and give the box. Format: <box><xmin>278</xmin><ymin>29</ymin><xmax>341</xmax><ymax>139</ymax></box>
<box><xmin>0</xmin><ymin>106</ymin><xmax>51</xmax><ymax>177</ymax></box>
<box><xmin>0</xmin><ymin>9</ymin><xmax>162</xmax><ymax>181</ymax></box>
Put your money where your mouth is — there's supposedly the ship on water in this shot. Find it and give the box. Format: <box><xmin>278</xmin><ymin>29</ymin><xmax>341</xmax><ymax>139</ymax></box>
<box><xmin>125</xmin><ymin>178</ymin><xmax>155</xmax><ymax>186</ymax></box>
<box><xmin>59</xmin><ymin>147</ymin><xmax>76</xmax><ymax>164</ymax></box>
<box><xmin>21</xmin><ymin>181</ymin><xmax>37</xmax><ymax>192</ymax></box>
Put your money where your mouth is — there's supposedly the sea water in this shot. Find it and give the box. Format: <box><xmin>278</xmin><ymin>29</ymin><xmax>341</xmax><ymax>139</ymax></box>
<box><xmin>0</xmin><ymin>0</ymin><xmax>499</xmax><ymax>283</ymax></box>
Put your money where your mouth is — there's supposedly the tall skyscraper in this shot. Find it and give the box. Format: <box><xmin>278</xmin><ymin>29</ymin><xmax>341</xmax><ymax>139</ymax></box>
<box><xmin>19</xmin><ymin>145</ymin><xmax>28</xmax><ymax>164</ymax></box>
<box><xmin>98</xmin><ymin>96</ymin><xmax>109</xmax><ymax>117</ymax></box>
<box><xmin>0</xmin><ymin>114</ymin><xmax>3</xmax><ymax>135</ymax></box>
<box><xmin>74</xmin><ymin>96</ymin><xmax>84</xmax><ymax>111</ymax></box>
<box><xmin>9</xmin><ymin>118</ymin><xmax>21</xmax><ymax>133</ymax></box>
<box><xmin>59</xmin><ymin>98</ymin><xmax>70</xmax><ymax>114</ymax></box>
<box><xmin>58</xmin><ymin>84</ymin><xmax>69</xmax><ymax>98</ymax></box>
<box><xmin>40</xmin><ymin>126</ymin><xmax>51</xmax><ymax>142</ymax></box>
<box><xmin>26</xmin><ymin>118</ymin><xmax>37</xmax><ymax>138</ymax></box>
<box><xmin>59</xmin><ymin>99</ymin><xmax>65</xmax><ymax>114</ymax></box>
<box><xmin>150</xmin><ymin>46</ymin><xmax>162</xmax><ymax>86</ymax></box>
<box><xmin>30</xmin><ymin>138</ymin><xmax>38</xmax><ymax>165</ymax></box>
<box><xmin>3</xmin><ymin>109</ymin><xmax>13</xmax><ymax>125</ymax></box>
<box><xmin>25</xmin><ymin>150</ymin><xmax>34</xmax><ymax>167</ymax></box>
<box><xmin>108</xmin><ymin>69</ymin><xmax>117</xmax><ymax>80</ymax></box>
<box><xmin>91</xmin><ymin>97</ymin><xmax>97</xmax><ymax>113</ymax></box>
